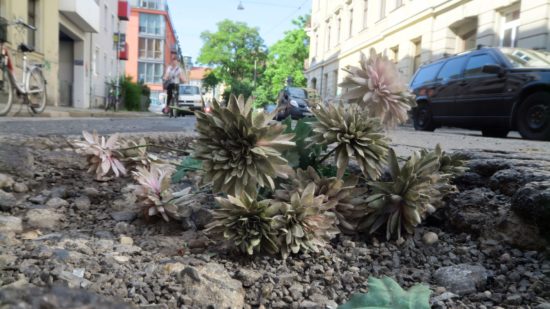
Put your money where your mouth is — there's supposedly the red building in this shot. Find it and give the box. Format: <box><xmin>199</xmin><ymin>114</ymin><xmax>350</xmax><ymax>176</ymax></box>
<box><xmin>124</xmin><ymin>0</ymin><xmax>179</xmax><ymax>104</ymax></box>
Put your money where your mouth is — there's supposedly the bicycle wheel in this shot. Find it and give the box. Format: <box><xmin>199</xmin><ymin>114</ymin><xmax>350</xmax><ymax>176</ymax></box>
<box><xmin>26</xmin><ymin>67</ymin><xmax>46</xmax><ymax>114</ymax></box>
<box><xmin>0</xmin><ymin>68</ymin><xmax>13</xmax><ymax>116</ymax></box>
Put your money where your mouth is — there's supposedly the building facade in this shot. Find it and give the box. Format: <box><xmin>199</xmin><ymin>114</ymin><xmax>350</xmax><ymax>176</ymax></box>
<box><xmin>90</xmin><ymin>0</ymin><xmax>129</xmax><ymax>109</ymax></box>
<box><xmin>0</xmin><ymin>0</ymin><xmax>130</xmax><ymax>109</ymax></box>
<box><xmin>306</xmin><ymin>0</ymin><xmax>550</xmax><ymax>100</ymax></box>
<box><xmin>125</xmin><ymin>0</ymin><xmax>179</xmax><ymax>106</ymax></box>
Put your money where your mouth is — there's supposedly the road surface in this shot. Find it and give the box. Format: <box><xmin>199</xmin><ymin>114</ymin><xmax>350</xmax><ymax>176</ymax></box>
<box><xmin>0</xmin><ymin>116</ymin><xmax>548</xmax><ymax>156</ymax></box>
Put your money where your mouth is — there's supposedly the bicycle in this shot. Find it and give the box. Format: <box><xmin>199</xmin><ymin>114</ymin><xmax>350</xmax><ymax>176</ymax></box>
<box><xmin>0</xmin><ymin>17</ymin><xmax>47</xmax><ymax>116</ymax></box>
<box><xmin>164</xmin><ymin>83</ymin><xmax>179</xmax><ymax>118</ymax></box>
<box><xmin>104</xmin><ymin>82</ymin><xmax>119</xmax><ymax>112</ymax></box>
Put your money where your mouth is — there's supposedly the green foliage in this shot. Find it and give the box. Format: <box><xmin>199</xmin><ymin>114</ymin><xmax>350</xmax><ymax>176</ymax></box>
<box><xmin>198</xmin><ymin>19</ymin><xmax>267</xmax><ymax>99</ymax></box>
<box><xmin>354</xmin><ymin>149</ymin><xmax>442</xmax><ymax>240</ymax></box>
<box><xmin>281</xmin><ymin>117</ymin><xmax>325</xmax><ymax>170</ymax></box>
<box><xmin>310</xmin><ymin>103</ymin><xmax>390</xmax><ymax>179</ymax></box>
<box><xmin>172</xmin><ymin>156</ymin><xmax>202</xmax><ymax>183</ymax></box>
<box><xmin>193</xmin><ymin>94</ymin><xmax>295</xmax><ymax>196</ymax></box>
<box><xmin>254</xmin><ymin>15</ymin><xmax>310</xmax><ymax>106</ymax></box>
<box><xmin>120</xmin><ymin>75</ymin><xmax>142</xmax><ymax>111</ymax></box>
<box><xmin>338</xmin><ymin>276</ymin><xmax>431</xmax><ymax>309</ymax></box>
<box><xmin>205</xmin><ymin>194</ymin><xmax>280</xmax><ymax>255</ymax></box>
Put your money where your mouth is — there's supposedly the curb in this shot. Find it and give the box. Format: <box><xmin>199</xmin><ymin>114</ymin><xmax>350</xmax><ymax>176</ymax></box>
<box><xmin>6</xmin><ymin>108</ymin><xmax>159</xmax><ymax>118</ymax></box>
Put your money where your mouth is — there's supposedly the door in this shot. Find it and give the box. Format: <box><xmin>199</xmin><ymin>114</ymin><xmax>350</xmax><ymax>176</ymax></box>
<box><xmin>430</xmin><ymin>56</ymin><xmax>467</xmax><ymax>119</ymax></box>
<box><xmin>457</xmin><ymin>53</ymin><xmax>510</xmax><ymax>121</ymax></box>
<box><xmin>59</xmin><ymin>33</ymin><xmax>74</xmax><ymax>107</ymax></box>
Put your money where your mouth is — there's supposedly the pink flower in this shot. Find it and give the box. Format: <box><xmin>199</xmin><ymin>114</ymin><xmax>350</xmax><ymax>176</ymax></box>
<box><xmin>76</xmin><ymin>131</ymin><xmax>126</xmax><ymax>179</ymax></box>
<box><xmin>132</xmin><ymin>165</ymin><xmax>174</xmax><ymax>221</ymax></box>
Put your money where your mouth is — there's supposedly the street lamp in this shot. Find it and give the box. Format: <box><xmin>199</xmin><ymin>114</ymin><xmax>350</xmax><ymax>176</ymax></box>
<box><xmin>237</xmin><ymin>1</ymin><xmax>244</xmax><ymax>10</ymax></box>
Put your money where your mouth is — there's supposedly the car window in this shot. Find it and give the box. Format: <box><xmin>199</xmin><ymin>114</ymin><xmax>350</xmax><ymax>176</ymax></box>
<box><xmin>435</xmin><ymin>57</ymin><xmax>467</xmax><ymax>82</ymax></box>
<box><xmin>410</xmin><ymin>62</ymin><xmax>443</xmax><ymax>88</ymax></box>
<box><xmin>179</xmin><ymin>85</ymin><xmax>200</xmax><ymax>95</ymax></box>
<box><xmin>464</xmin><ymin>54</ymin><xmax>499</xmax><ymax>77</ymax></box>
<box><xmin>288</xmin><ymin>87</ymin><xmax>307</xmax><ymax>99</ymax></box>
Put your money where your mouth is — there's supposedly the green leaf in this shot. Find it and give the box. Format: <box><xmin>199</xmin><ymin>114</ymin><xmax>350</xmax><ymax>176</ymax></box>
<box><xmin>172</xmin><ymin>156</ymin><xmax>203</xmax><ymax>183</ymax></box>
<box><xmin>338</xmin><ymin>276</ymin><xmax>431</xmax><ymax>309</ymax></box>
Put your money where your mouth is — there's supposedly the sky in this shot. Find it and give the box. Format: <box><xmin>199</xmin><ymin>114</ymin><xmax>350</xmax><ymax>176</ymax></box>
<box><xmin>166</xmin><ymin>0</ymin><xmax>311</xmax><ymax>66</ymax></box>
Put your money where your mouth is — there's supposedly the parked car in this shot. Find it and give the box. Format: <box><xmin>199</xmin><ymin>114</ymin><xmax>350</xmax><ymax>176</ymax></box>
<box><xmin>175</xmin><ymin>84</ymin><xmax>203</xmax><ymax>116</ymax></box>
<box><xmin>148</xmin><ymin>93</ymin><xmax>166</xmax><ymax>115</ymax></box>
<box><xmin>410</xmin><ymin>47</ymin><xmax>550</xmax><ymax>140</ymax></box>
<box><xmin>276</xmin><ymin>87</ymin><xmax>314</xmax><ymax>120</ymax></box>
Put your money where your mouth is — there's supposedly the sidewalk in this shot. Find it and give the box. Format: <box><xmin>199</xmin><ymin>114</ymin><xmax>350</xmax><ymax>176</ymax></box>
<box><xmin>6</xmin><ymin>105</ymin><xmax>159</xmax><ymax>118</ymax></box>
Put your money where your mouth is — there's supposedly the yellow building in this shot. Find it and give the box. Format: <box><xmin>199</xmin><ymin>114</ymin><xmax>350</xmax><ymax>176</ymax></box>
<box><xmin>0</xmin><ymin>0</ymin><xmax>103</xmax><ymax>109</ymax></box>
<box><xmin>0</xmin><ymin>0</ymin><xmax>60</xmax><ymax>107</ymax></box>
<box><xmin>306</xmin><ymin>0</ymin><xmax>550</xmax><ymax>100</ymax></box>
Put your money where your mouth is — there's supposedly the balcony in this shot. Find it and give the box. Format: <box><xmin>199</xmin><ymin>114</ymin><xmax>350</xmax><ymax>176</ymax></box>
<box><xmin>59</xmin><ymin>0</ymin><xmax>100</xmax><ymax>33</ymax></box>
<box><xmin>118</xmin><ymin>1</ymin><xmax>130</xmax><ymax>21</ymax></box>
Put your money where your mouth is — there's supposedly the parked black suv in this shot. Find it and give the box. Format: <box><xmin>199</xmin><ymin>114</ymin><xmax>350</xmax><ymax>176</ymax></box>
<box><xmin>276</xmin><ymin>87</ymin><xmax>313</xmax><ymax>120</ymax></box>
<box><xmin>410</xmin><ymin>47</ymin><xmax>550</xmax><ymax>140</ymax></box>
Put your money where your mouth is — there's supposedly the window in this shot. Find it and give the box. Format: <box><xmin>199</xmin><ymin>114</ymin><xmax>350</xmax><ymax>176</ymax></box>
<box><xmin>333</xmin><ymin>70</ymin><xmax>338</xmax><ymax>96</ymax></box>
<box><xmin>412</xmin><ymin>39</ymin><xmax>422</xmax><ymax>73</ymax></box>
<box><xmin>336</xmin><ymin>18</ymin><xmax>341</xmax><ymax>44</ymax></box>
<box><xmin>139</xmin><ymin>0</ymin><xmax>163</xmax><ymax>10</ymax></box>
<box><xmin>363</xmin><ymin>0</ymin><xmax>368</xmax><ymax>29</ymax></box>
<box><xmin>379</xmin><ymin>0</ymin><xmax>386</xmax><ymax>19</ymax></box>
<box><xmin>410</xmin><ymin>62</ymin><xmax>444</xmax><ymax>88</ymax></box>
<box><xmin>314</xmin><ymin>32</ymin><xmax>319</xmax><ymax>56</ymax></box>
<box><xmin>395</xmin><ymin>0</ymin><xmax>402</xmax><ymax>9</ymax></box>
<box><xmin>28</xmin><ymin>0</ymin><xmax>37</xmax><ymax>47</ymax></box>
<box><xmin>104</xmin><ymin>5</ymin><xmax>108</xmax><ymax>30</ymax></box>
<box><xmin>139</xmin><ymin>13</ymin><xmax>165</xmax><ymax>36</ymax></box>
<box><xmin>138</xmin><ymin>62</ymin><xmax>163</xmax><ymax>83</ymax></box>
<box><xmin>323</xmin><ymin>73</ymin><xmax>328</xmax><ymax>98</ymax></box>
<box><xmin>436</xmin><ymin>57</ymin><xmax>467</xmax><ymax>81</ymax></box>
<box><xmin>179</xmin><ymin>85</ymin><xmax>200</xmax><ymax>95</ymax></box>
<box><xmin>326</xmin><ymin>25</ymin><xmax>331</xmax><ymax>50</ymax></box>
<box><xmin>138</xmin><ymin>38</ymin><xmax>164</xmax><ymax>60</ymax></box>
<box><xmin>464</xmin><ymin>54</ymin><xmax>498</xmax><ymax>77</ymax></box>
<box><xmin>349</xmin><ymin>9</ymin><xmax>353</xmax><ymax>38</ymax></box>
<box><xmin>390</xmin><ymin>45</ymin><xmax>399</xmax><ymax>63</ymax></box>
<box><xmin>500</xmin><ymin>9</ymin><xmax>520</xmax><ymax>47</ymax></box>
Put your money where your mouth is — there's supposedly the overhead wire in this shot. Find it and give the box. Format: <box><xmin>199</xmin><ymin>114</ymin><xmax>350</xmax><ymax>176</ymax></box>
<box><xmin>264</xmin><ymin>0</ymin><xmax>309</xmax><ymax>35</ymax></box>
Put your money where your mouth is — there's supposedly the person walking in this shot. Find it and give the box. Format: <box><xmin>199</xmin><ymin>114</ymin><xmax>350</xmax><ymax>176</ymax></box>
<box><xmin>163</xmin><ymin>54</ymin><xmax>186</xmax><ymax>117</ymax></box>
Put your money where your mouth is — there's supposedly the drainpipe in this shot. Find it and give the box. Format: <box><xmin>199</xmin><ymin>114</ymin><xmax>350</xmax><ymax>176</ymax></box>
<box><xmin>89</xmin><ymin>32</ymin><xmax>94</xmax><ymax>109</ymax></box>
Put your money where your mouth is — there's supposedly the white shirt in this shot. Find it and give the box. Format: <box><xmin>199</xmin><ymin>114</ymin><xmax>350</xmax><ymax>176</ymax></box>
<box><xmin>165</xmin><ymin>65</ymin><xmax>182</xmax><ymax>84</ymax></box>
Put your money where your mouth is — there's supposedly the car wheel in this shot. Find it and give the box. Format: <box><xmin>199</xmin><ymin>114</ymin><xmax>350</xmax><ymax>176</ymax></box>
<box><xmin>481</xmin><ymin>129</ymin><xmax>509</xmax><ymax>138</ymax></box>
<box><xmin>413</xmin><ymin>104</ymin><xmax>436</xmax><ymax>132</ymax></box>
<box><xmin>517</xmin><ymin>92</ymin><xmax>550</xmax><ymax>141</ymax></box>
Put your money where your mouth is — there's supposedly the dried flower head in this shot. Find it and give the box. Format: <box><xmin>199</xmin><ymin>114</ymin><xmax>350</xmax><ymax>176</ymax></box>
<box><xmin>194</xmin><ymin>95</ymin><xmax>295</xmax><ymax>196</ymax></box>
<box><xmin>118</xmin><ymin>137</ymin><xmax>163</xmax><ymax>169</ymax></box>
<box><xmin>340</xmin><ymin>48</ymin><xmax>416</xmax><ymax>127</ymax></box>
<box><xmin>310</xmin><ymin>103</ymin><xmax>390</xmax><ymax>180</ymax></box>
<box><xmin>75</xmin><ymin>130</ymin><xmax>126</xmax><ymax>180</ymax></box>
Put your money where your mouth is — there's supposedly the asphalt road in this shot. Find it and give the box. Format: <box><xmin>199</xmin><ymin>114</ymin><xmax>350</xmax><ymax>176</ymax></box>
<box><xmin>0</xmin><ymin>115</ymin><xmax>549</xmax><ymax>156</ymax></box>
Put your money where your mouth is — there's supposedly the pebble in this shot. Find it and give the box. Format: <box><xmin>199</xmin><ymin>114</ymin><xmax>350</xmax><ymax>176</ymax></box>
<box><xmin>120</xmin><ymin>236</ymin><xmax>134</xmax><ymax>245</ymax></box>
<box><xmin>45</xmin><ymin>197</ymin><xmax>69</xmax><ymax>209</ymax></box>
<box><xmin>0</xmin><ymin>173</ymin><xmax>14</xmax><ymax>190</ymax></box>
<box><xmin>74</xmin><ymin>196</ymin><xmax>91</xmax><ymax>210</ymax></box>
<box><xmin>0</xmin><ymin>215</ymin><xmax>23</xmax><ymax>233</ymax></box>
<box><xmin>422</xmin><ymin>232</ymin><xmax>439</xmax><ymax>245</ymax></box>
<box><xmin>25</xmin><ymin>209</ymin><xmax>63</xmax><ymax>229</ymax></box>
<box><xmin>13</xmin><ymin>182</ymin><xmax>29</xmax><ymax>193</ymax></box>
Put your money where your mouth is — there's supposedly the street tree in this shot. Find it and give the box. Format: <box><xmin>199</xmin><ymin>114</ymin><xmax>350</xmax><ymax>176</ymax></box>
<box><xmin>254</xmin><ymin>15</ymin><xmax>310</xmax><ymax>106</ymax></box>
<box><xmin>198</xmin><ymin>19</ymin><xmax>267</xmax><ymax>100</ymax></box>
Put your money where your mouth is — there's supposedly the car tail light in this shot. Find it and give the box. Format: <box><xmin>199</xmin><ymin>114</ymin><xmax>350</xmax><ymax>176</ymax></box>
<box><xmin>204</xmin><ymin>106</ymin><xmax>212</xmax><ymax>113</ymax></box>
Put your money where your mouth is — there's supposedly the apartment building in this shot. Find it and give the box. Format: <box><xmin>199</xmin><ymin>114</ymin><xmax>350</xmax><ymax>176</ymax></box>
<box><xmin>306</xmin><ymin>0</ymin><xmax>550</xmax><ymax>100</ymax></box>
<box><xmin>125</xmin><ymin>0</ymin><xmax>179</xmax><ymax>106</ymax></box>
<box><xmin>90</xmin><ymin>0</ymin><xmax>129</xmax><ymax>108</ymax></box>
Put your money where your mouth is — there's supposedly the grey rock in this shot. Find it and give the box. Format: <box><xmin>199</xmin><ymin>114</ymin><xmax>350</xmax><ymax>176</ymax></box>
<box><xmin>0</xmin><ymin>144</ymin><xmax>34</xmax><ymax>177</ymax></box>
<box><xmin>433</xmin><ymin>264</ymin><xmax>488</xmax><ymax>295</ymax></box>
<box><xmin>0</xmin><ymin>173</ymin><xmax>14</xmax><ymax>190</ymax></box>
<box><xmin>505</xmin><ymin>294</ymin><xmax>522</xmax><ymax>305</ymax></box>
<box><xmin>536</xmin><ymin>303</ymin><xmax>550</xmax><ymax>309</ymax></box>
<box><xmin>431</xmin><ymin>292</ymin><xmax>459</xmax><ymax>303</ymax></box>
<box><xmin>46</xmin><ymin>197</ymin><xmax>70</xmax><ymax>209</ymax></box>
<box><xmin>25</xmin><ymin>209</ymin><xmax>63</xmax><ymax>229</ymax></box>
<box><xmin>111</xmin><ymin>210</ymin><xmax>137</xmax><ymax>222</ymax></box>
<box><xmin>512</xmin><ymin>181</ymin><xmax>550</xmax><ymax>235</ymax></box>
<box><xmin>299</xmin><ymin>300</ymin><xmax>319</xmax><ymax>308</ymax></box>
<box><xmin>176</xmin><ymin>262</ymin><xmax>245</xmax><ymax>308</ymax></box>
<box><xmin>28</xmin><ymin>194</ymin><xmax>48</xmax><ymax>204</ymax></box>
<box><xmin>490</xmin><ymin>168</ymin><xmax>550</xmax><ymax>196</ymax></box>
<box><xmin>0</xmin><ymin>215</ymin><xmax>23</xmax><ymax>233</ymax></box>
<box><xmin>0</xmin><ymin>286</ymin><xmax>133</xmax><ymax>309</ymax></box>
<box><xmin>0</xmin><ymin>189</ymin><xmax>17</xmax><ymax>211</ymax></box>
<box><xmin>236</xmin><ymin>268</ymin><xmax>263</xmax><ymax>287</ymax></box>
<box><xmin>13</xmin><ymin>182</ymin><xmax>29</xmax><ymax>193</ymax></box>
<box><xmin>74</xmin><ymin>196</ymin><xmax>91</xmax><ymax>210</ymax></box>
<box><xmin>57</xmin><ymin>271</ymin><xmax>92</xmax><ymax>288</ymax></box>
<box><xmin>50</xmin><ymin>186</ymin><xmax>69</xmax><ymax>199</ymax></box>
